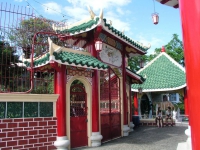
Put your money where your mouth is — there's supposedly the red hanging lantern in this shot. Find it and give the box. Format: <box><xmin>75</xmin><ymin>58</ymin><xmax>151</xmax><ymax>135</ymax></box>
<box><xmin>152</xmin><ymin>13</ymin><xmax>159</xmax><ymax>25</ymax></box>
<box><xmin>95</xmin><ymin>39</ymin><xmax>103</xmax><ymax>52</ymax></box>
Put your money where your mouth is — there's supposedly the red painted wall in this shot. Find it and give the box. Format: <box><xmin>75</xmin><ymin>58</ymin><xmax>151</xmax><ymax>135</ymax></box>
<box><xmin>0</xmin><ymin>117</ymin><xmax>57</xmax><ymax>150</ymax></box>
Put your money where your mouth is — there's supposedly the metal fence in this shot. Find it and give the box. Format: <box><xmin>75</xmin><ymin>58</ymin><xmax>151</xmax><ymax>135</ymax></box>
<box><xmin>0</xmin><ymin>3</ymin><xmax>58</xmax><ymax>93</ymax></box>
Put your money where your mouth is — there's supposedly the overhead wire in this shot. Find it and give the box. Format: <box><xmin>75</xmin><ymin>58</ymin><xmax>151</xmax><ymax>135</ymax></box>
<box><xmin>25</xmin><ymin>0</ymin><xmax>79</xmax><ymax>22</ymax></box>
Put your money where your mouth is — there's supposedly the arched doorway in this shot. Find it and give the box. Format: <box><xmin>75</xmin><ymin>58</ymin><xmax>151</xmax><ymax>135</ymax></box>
<box><xmin>70</xmin><ymin>80</ymin><xmax>87</xmax><ymax>148</ymax></box>
<box><xmin>140</xmin><ymin>94</ymin><xmax>150</xmax><ymax>118</ymax></box>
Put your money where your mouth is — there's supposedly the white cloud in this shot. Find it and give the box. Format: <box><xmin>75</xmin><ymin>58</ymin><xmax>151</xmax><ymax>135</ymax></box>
<box><xmin>42</xmin><ymin>2</ymin><xmax>62</xmax><ymax>14</ymax></box>
<box><xmin>14</xmin><ymin>0</ymin><xmax>23</xmax><ymax>2</ymax></box>
<box><xmin>67</xmin><ymin>0</ymin><xmax>131</xmax><ymax>11</ymax></box>
<box><xmin>105</xmin><ymin>11</ymin><xmax>131</xmax><ymax>32</ymax></box>
<box><xmin>135</xmin><ymin>34</ymin><xmax>163</xmax><ymax>54</ymax></box>
<box><xmin>61</xmin><ymin>0</ymin><xmax>132</xmax><ymax>30</ymax></box>
<box><xmin>40</xmin><ymin>0</ymin><xmax>132</xmax><ymax>37</ymax></box>
<box><xmin>116</xmin><ymin>8</ymin><xmax>124</xmax><ymax>15</ymax></box>
<box><xmin>63</xmin><ymin>6</ymin><xmax>89</xmax><ymax>23</ymax></box>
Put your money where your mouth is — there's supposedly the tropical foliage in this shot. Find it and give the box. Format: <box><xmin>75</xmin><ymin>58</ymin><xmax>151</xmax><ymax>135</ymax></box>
<box><xmin>9</xmin><ymin>17</ymin><xmax>56</xmax><ymax>59</ymax></box>
<box><xmin>128</xmin><ymin>34</ymin><xmax>184</xmax><ymax>72</ymax></box>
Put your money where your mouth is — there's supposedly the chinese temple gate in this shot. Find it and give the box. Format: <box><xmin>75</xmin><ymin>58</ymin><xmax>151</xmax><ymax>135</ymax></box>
<box><xmin>0</xmin><ymin>6</ymin><xmax>149</xmax><ymax>150</ymax></box>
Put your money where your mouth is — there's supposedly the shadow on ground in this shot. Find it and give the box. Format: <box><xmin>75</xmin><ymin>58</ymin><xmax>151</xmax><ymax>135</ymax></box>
<box><xmin>73</xmin><ymin>126</ymin><xmax>187</xmax><ymax>150</ymax></box>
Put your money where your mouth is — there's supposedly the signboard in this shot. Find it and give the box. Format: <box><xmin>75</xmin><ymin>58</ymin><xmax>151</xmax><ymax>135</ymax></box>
<box><xmin>99</xmin><ymin>43</ymin><xmax>122</xmax><ymax>67</ymax></box>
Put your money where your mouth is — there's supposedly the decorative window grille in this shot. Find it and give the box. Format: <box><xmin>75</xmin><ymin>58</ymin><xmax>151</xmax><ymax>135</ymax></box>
<box><xmin>0</xmin><ymin>102</ymin><xmax>53</xmax><ymax>118</ymax></box>
<box><xmin>100</xmin><ymin>68</ymin><xmax>120</xmax><ymax>114</ymax></box>
<box><xmin>70</xmin><ymin>80</ymin><xmax>87</xmax><ymax>117</ymax></box>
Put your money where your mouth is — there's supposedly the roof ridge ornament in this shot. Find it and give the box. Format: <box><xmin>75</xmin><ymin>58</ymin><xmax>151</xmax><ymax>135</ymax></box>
<box><xmin>87</xmin><ymin>5</ymin><xmax>96</xmax><ymax>19</ymax></box>
<box><xmin>99</xmin><ymin>8</ymin><xmax>103</xmax><ymax>20</ymax></box>
<box><xmin>121</xmin><ymin>29</ymin><xmax>125</xmax><ymax>34</ymax></box>
<box><xmin>144</xmin><ymin>43</ymin><xmax>151</xmax><ymax>50</ymax></box>
<box><xmin>161</xmin><ymin>46</ymin><xmax>166</xmax><ymax>52</ymax></box>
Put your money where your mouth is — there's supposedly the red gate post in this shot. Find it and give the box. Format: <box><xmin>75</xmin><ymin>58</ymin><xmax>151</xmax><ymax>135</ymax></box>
<box><xmin>179</xmin><ymin>1</ymin><xmax>200</xmax><ymax>149</ymax></box>
<box><xmin>122</xmin><ymin>52</ymin><xmax>130</xmax><ymax>136</ymax></box>
<box><xmin>90</xmin><ymin>43</ymin><xmax>103</xmax><ymax>147</ymax></box>
<box><xmin>53</xmin><ymin>64</ymin><xmax>70</xmax><ymax>149</ymax></box>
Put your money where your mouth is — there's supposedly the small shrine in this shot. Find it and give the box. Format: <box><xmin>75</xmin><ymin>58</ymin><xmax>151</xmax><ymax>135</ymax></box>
<box><xmin>131</xmin><ymin>46</ymin><xmax>186</xmax><ymax>120</ymax></box>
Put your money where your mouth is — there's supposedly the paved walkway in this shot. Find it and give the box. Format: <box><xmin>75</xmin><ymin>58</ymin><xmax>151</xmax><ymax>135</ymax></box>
<box><xmin>74</xmin><ymin>126</ymin><xmax>187</xmax><ymax>150</ymax></box>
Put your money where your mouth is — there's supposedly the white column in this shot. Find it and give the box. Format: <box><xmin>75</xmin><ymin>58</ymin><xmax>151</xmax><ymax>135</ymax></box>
<box><xmin>90</xmin><ymin>132</ymin><xmax>103</xmax><ymax>147</ymax></box>
<box><xmin>123</xmin><ymin>125</ymin><xmax>130</xmax><ymax>136</ymax></box>
<box><xmin>129</xmin><ymin>121</ymin><xmax>135</xmax><ymax>132</ymax></box>
<box><xmin>176</xmin><ymin>125</ymin><xmax>192</xmax><ymax>150</ymax></box>
<box><xmin>54</xmin><ymin>136</ymin><xmax>70</xmax><ymax>150</ymax></box>
<box><xmin>185</xmin><ymin>125</ymin><xmax>192</xmax><ymax>150</ymax></box>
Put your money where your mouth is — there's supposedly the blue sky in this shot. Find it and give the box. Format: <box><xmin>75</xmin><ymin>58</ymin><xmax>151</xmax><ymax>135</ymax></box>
<box><xmin>4</xmin><ymin>0</ymin><xmax>182</xmax><ymax>54</ymax></box>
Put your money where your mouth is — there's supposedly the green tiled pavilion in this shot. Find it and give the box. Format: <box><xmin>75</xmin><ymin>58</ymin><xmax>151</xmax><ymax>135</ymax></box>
<box><xmin>132</xmin><ymin>51</ymin><xmax>186</xmax><ymax>92</ymax></box>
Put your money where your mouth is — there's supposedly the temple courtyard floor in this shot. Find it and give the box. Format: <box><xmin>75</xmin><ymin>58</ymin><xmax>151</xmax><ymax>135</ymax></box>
<box><xmin>74</xmin><ymin>125</ymin><xmax>188</xmax><ymax>150</ymax></box>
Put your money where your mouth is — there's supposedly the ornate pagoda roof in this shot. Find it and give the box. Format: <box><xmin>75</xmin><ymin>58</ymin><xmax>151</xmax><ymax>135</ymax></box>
<box><xmin>24</xmin><ymin>38</ymin><xmax>108</xmax><ymax>70</ymax></box>
<box><xmin>53</xmin><ymin>7</ymin><xmax>151</xmax><ymax>54</ymax></box>
<box><xmin>131</xmin><ymin>51</ymin><xmax>186</xmax><ymax>92</ymax></box>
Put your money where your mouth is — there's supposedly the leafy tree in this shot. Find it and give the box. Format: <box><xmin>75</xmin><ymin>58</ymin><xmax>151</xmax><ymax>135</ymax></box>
<box><xmin>9</xmin><ymin>17</ymin><xmax>56</xmax><ymax>59</ymax></box>
<box><xmin>128</xmin><ymin>34</ymin><xmax>184</xmax><ymax>72</ymax></box>
<box><xmin>128</xmin><ymin>55</ymin><xmax>148</xmax><ymax>72</ymax></box>
<box><xmin>0</xmin><ymin>37</ymin><xmax>24</xmax><ymax>91</ymax></box>
<box><xmin>148</xmin><ymin>34</ymin><xmax>184</xmax><ymax>66</ymax></box>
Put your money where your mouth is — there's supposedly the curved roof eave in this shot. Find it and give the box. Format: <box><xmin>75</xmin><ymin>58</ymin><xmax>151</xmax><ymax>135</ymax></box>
<box><xmin>55</xmin><ymin>17</ymin><xmax>149</xmax><ymax>53</ymax></box>
<box><xmin>131</xmin><ymin>83</ymin><xmax>186</xmax><ymax>93</ymax></box>
<box><xmin>156</xmin><ymin>0</ymin><xmax>179</xmax><ymax>8</ymax></box>
<box><xmin>101</xmin><ymin>23</ymin><xmax>146</xmax><ymax>55</ymax></box>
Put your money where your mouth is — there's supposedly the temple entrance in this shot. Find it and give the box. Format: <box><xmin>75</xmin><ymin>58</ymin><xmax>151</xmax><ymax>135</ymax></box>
<box><xmin>100</xmin><ymin>69</ymin><xmax>121</xmax><ymax>142</ymax></box>
<box><xmin>70</xmin><ymin>80</ymin><xmax>87</xmax><ymax>148</ymax></box>
<box><xmin>140</xmin><ymin>94</ymin><xmax>150</xmax><ymax>118</ymax></box>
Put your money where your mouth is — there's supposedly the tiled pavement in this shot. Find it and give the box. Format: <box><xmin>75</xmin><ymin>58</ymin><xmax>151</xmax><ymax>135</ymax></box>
<box><xmin>73</xmin><ymin>126</ymin><xmax>187</xmax><ymax>150</ymax></box>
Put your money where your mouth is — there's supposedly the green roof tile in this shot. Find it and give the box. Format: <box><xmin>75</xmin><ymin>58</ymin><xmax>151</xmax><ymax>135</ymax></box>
<box><xmin>24</xmin><ymin>51</ymin><xmax>108</xmax><ymax>70</ymax></box>
<box><xmin>61</xmin><ymin>17</ymin><xmax>99</xmax><ymax>34</ymax></box>
<box><xmin>58</xmin><ymin>17</ymin><xmax>149</xmax><ymax>52</ymax></box>
<box><xmin>53</xmin><ymin>51</ymin><xmax>108</xmax><ymax>70</ymax></box>
<box><xmin>132</xmin><ymin>52</ymin><xmax>186</xmax><ymax>91</ymax></box>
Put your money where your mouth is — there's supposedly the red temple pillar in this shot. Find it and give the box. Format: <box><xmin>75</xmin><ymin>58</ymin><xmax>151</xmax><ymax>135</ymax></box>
<box><xmin>133</xmin><ymin>92</ymin><xmax>138</xmax><ymax>115</ymax></box>
<box><xmin>53</xmin><ymin>64</ymin><xmax>70</xmax><ymax>149</ymax></box>
<box><xmin>179</xmin><ymin>1</ymin><xmax>200</xmax><ymax>149</ymax></box>
<box><xmin>90</xmin><ymin>43</ymin><xmax>103</xmax><ymax>146</ymax></box>
<box><xmin>122</xmin><ymin>52</ymin><xmax>130</xmax><ymax>136</ymax></box>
